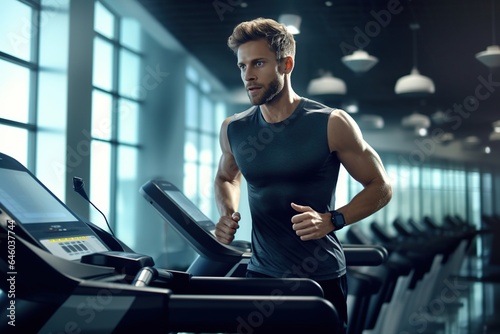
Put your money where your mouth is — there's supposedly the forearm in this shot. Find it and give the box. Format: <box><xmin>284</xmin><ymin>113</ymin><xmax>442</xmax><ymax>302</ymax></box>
<box><xmin>337</xmin><ymin>178</ymin><xmax>392</xmax><ymax>226</ymax></box>
<box><xmin>215</xmin><ymin>174</ymin><xmax>241</xmax><ymax>216</ymax></box>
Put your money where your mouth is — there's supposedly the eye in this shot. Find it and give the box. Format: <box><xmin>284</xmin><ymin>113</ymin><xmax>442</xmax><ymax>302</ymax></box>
<box><xmin>255</xmin><ymin>61</ymin><xmax>264</xmax><ymax>67</ymax></box>
<box><xmin>238</xmin><ymin>64</ymin><xmax>246</xmax><ymax>71</ymax></box>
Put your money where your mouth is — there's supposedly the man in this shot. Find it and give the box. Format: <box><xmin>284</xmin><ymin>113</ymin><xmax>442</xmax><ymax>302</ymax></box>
<box><xmin>214</xmin><ymin>17</ymin><xmax>392</xmax><ymax>332</ymax></box>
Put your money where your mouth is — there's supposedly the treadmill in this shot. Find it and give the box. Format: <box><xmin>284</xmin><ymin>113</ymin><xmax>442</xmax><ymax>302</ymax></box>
<box><xmin>0</xmin><ymin>152</ymin><xmax>343</xmax><ymax>333</ymax></box>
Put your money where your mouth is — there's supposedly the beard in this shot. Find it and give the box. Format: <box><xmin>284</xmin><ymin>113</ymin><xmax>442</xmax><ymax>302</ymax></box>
<box><xmin>247</xmin><ymin>77</ymin><xmax>283</xmax><ymax>106</ymax></box>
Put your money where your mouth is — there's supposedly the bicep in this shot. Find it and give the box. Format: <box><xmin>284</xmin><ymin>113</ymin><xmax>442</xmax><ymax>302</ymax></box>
<box><xmin>216</xmin><ymin>118</ymin><xmax>241</xmax><ymax>183</ymax></box>
<box><xmin>216</xmin><ymin>152</ymin><xmax>241</xmax><ymax>184</ymax></box>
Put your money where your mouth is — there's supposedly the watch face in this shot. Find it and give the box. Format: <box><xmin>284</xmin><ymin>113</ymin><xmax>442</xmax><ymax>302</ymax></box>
<box><xmin>332</xmin><ymin>211</ymin><xmax>345</xmax><ymax>229</ymax></box>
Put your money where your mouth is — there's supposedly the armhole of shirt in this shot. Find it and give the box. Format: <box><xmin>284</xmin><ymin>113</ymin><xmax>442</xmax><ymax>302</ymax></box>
<box><xmin>327</xmin><ymin>108</ymin><xmax>338</xmax><ymax>153</ymax></box>
<box><xmin>227</xmin><ymin>106</ymin><xmax>258</xmax><ymax>154</ymax></box>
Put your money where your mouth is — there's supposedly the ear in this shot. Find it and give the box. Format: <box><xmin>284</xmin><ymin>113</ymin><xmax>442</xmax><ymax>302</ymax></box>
<box><xmin>281</xmin><ymin>56</ymin><xmax>294</xmax><ymax>74</ymax></box>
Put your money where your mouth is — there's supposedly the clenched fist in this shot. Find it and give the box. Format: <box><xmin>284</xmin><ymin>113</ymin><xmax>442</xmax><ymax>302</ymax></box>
<box><xmin>215</xmin><ymin>212</ymin><xmax>241</xmax><ymax>244</ymax></box>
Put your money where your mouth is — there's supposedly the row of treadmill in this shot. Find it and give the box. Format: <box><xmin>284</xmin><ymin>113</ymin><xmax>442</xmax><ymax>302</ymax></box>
<box><xmin>0</xmin><ymin>152</ymin><xmax>482</xmax><ymax>333</ymax></box>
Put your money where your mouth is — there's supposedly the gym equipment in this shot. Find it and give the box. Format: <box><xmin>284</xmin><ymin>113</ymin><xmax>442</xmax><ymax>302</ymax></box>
<box><xmin>345</xmin><ymin>216</ymin><xmax>478</xmax><ymax>334</ymax></box>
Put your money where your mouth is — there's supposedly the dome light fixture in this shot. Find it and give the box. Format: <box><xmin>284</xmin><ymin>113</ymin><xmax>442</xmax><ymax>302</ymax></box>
<box><xmin>476</xmin><ymin>0</ymin><xmax>500</xmax><ymax>68</ymax></box>
<box><xmin>401</xmin><ymin>111</ymin><xmax>431</xmax><ymax>136</ymax></box>
<box><xmin>401</xmin><ymin>111</ymin><xmax>431</xmax><ymax>129</ymax></box>
<box><xmin>307</xmin><ymin>71</ymin><xmax>347</xmax><ymax>95</ymax></box>
<box><xmin>341</xmin><ymin>49</ymin><xmax>378</xmax><ymax>73</ymax></box>
<box><xmin>489</xmin><ymin>132</ymin><xmax>500</xmax><ymax>141</ymax></box>
<box><xmin>476</xmin><ymin>45</ymin><xmax>500</xmax><ymax>68</ymax></box>
<box><xmin>490</xmin><ymin>120</ymin><xmax>500</xmax><ymax>140</ymax></box>
<box><xmin>462</xmin><ymin>136</ymin><xmax>481</xmax><ymax>150</ymax></box>
<box><xmin>395</xmin><ymin>68</ymin><xmax>435</xmax><ymax>95</ymax></box>
<box><xmin>278</xmin><ymin>14</ymin><xmax>301</xmax><ymax>35</ymax></box>
<box><xmin>395</xmin><ymin>23</ymin><xmax>435</xmax><ymax>96</ymax></box>
<box><xmin>439</xmin><ymin>132</ymin><xmax>455</xmax><ymax>144</ymax></box>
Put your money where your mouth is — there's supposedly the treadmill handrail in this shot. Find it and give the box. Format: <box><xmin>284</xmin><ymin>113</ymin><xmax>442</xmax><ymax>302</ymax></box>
<box><xmin>343</xmin><ymin>244</ymin><xmax>388</xmax><ymax>266</ymax></box>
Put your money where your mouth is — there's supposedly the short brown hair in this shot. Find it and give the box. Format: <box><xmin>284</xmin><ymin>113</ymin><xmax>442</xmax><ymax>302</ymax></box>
<box><xmin>227</xmin><ymin>17</ymin><xmax>296</xmax><ymax>60</ymax></box>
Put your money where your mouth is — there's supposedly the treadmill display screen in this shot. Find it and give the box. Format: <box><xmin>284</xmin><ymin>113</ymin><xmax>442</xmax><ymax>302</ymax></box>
<box><xmin>164</xmin><ymin>189</ymin><xmax>211</xmax><ymax>223</ymax></box>
<box><xmin>140</xmin><ymin>179</ymin><xmax>245</xmax><ymax>261</ymax></box>
<box><xmin>0</xmin><ymin>168</ymin><xmax>79</xmax><ymax>224</ymax></box>
<box><xmin>0</xmin><ymin>155</ymin><xmax>110</xmax><ymax>261</ymax></box>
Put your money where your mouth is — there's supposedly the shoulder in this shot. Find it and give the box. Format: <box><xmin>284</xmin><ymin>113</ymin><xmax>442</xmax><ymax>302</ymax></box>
<box><xmin>220</xmin><ymin>106</ymin><xmax>258</xmax><ymax>151</ymax></box>
<box><xmin>220</xmin><ymin>105</ymin><xmax>257</xmax><ymax>134</ymax></box>
<box><xmin>328</xmin><ymin>108</ymin><xmax>350</xmax><ymax>121</ymax></box>
<box><xmin>230</xmin><ymin>105</ymin><xmax>259</xmax><ymax>123</ymax></box>
<box><xmin>327</xmin><ymin>108</ymin><xmax>361</xmax><ymax>129</ymax></box>
<box><xmin>301</xmin><ymin>98</ymin><xmax>335</xmax><ymax>116</ymax></box>
<box><xmin>327</xmin><ymin>108</ymin><xmax>365</xmax><ymax>152</ymax></box>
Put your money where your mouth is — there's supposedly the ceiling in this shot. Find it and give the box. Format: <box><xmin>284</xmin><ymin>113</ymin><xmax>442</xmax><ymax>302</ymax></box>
<box><xmin>137</xmin><ymin>0</ymin><xmax>500</xmax><ymax>148</ymax></box>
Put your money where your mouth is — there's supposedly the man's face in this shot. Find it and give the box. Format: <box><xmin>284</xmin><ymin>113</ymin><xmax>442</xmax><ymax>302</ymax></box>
<box><xmin>237</xmin><ymin>39</ymin><xmax>284</xmax><ymax>105</ymax></box>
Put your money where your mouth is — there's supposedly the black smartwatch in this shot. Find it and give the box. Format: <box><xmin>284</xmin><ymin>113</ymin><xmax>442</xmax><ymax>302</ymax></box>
<box><xmin>329</xmin><ymin>210</ymin><xmax>346</xmax><ymax>231</ymax></box>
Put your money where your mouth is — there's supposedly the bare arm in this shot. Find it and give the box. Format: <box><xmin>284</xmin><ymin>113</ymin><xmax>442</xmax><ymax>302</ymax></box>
<box><xmin>328</xmin><ymin>109</ymin><xmax>392</xmax><ymax>225</ymax></box>
<box><xmin>291</xmin><ymin>109</ymin><xmax>392</xmax><ymax>240</ymax></box>
<box><xmin>214</xmin><ymin>117</ymin><xmax>242</xmax><ymax>244</ymax></box>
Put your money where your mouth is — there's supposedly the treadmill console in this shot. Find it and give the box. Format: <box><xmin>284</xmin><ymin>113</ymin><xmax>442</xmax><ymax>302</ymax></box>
<box><xmin>140</xmin><ymin>179</ymin><xmax>246</xmax><ymax>262</ymax></box>
<box><xmin>0</xmin><ymin>153</ymin><xmax>110</xmax><ymax>261</ymax></box>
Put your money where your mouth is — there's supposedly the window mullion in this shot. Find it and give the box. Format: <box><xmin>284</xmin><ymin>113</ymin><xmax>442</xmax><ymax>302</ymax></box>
<box><xmin>29</xmin><ymin>4</ymin><xmax>42</xmax><ymax>172</ymax></box>
<box><xmin>0</xmin><ymin>52</ymin><xmax>37</xmax><ymax>70</ymax></box>
<box><xmin>196</xmin><ymin>84</ymin><xmax>202</xmax><ymax>206</ymax></box>
<box><xmin>108</xmin><ymin>11</ymin><xmax>122</xmax><ymax>232</ymax></box>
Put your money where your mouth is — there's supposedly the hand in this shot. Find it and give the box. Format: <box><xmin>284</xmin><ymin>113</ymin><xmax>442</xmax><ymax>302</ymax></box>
<box><xmin>215</xmin><ymin>212</ymin><xmax>241</xmax><ymax>244</ymax></box>
<box><xmin>290</xmin><ymin>203</ymin><xmax>333</xmax><ymax>241</ymax></box>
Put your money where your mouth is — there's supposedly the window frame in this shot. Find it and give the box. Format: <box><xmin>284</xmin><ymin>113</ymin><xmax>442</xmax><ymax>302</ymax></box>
<box><xmin>89</xmin><ymin>0</ymin><xmax>143</xmax><ymax>232</ymax></box>
<box><xmin>0</xmin><ymin>0</ymin><xmax>41</xmax><ymax>169</ymax></box>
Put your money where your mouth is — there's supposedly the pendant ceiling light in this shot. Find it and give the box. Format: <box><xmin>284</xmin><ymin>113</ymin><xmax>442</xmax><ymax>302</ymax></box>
<box><xmin>463</xmin><ymin>136</ymin><xmax>481</xmax><ymax>150</ymax></box>
<box><xmin>278</xmin><ymin>14</ymin><xmax>301</xmax><ymax>35</ymax></box>
<box><xmin>341</xmin><ymin>49</ymin><xmax>378</xmax><ymax>73</ymax></box>
<box><xmin>395</xmin><ymin>23</ymin><xmax>435</xmax><ymax>96</ymax></box>
<box><xmin>307</xmin><ymin>71</ymin><xmax>347</xmax><ymax>95</ymax></box>
<box><xmin>490</xmin><ymin>120</ymin><xmax>500</xmax><ymax>141</ymax></box>
<box><xmin>476</xmin><ymin>0</ymin><xmax>500</xmax><ymax>68</ymax></box>
<box><xmin>342</xmin><ymin>2</ymin><xmax>378</xmax><ymax>74</ymax></box>
<box><xmin>401</xmin><ymin>111</ymin><xmax>431</xmax><ymax>129</ymax></box>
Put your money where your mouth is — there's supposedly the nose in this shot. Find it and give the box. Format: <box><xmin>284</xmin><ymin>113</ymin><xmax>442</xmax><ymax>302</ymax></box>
<box><xmin>243</xmin><ymin>67</ymin><xmax>256</xmax><ymax>82</ymax></box>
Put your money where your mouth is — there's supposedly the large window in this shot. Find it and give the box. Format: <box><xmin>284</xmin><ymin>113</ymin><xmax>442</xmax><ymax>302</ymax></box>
<box><xmin>90</xmin><ymin>1</ymin><xmax>142</xmax><ymax>246</ymax></box>
<box><xmin>0</xmin><ymin>0</ymin><xmax>39</xmax><ymax>168</ymax></box>
<box><xmin>183</xmin><ymin>65</ymin><xmax>225</xmax><ymax>221</ymax></box>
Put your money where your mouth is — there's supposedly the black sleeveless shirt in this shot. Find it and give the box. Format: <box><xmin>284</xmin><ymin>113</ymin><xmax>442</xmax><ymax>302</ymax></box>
<box><xmin>227</xmin><ymin>98</ymin><xmax>346</xmax><ymax>280</ymax></box>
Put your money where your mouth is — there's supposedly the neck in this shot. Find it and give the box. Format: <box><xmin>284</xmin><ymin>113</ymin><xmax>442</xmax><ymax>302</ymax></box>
<box><xmin>260</xmin><ymin>84</ymin><xmax>301</xmax><ymax>123</ymax></box>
